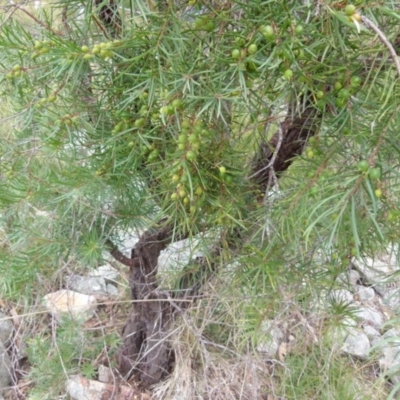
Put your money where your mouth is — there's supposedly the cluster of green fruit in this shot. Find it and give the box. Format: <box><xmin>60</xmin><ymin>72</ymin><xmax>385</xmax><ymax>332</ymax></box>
<box><xmin>175</xmin><ymin>119</ymin><xmax>204</xmax><ymax>162</ymax></box>
<box><xmin>32</xmin><ymin>40</ymin><xmax>52</xmax><ymax>59</ymax></box>
<box><xmin>5</xmin><ymin>65</ymin><xmax>24</xmax><ymax>79</ymax></box>
<box><xmin>84</xmin><ymin>40</ymin><xmax>120</xmax><ymax>60</ymax></box>
<box><xmin>305</xmin><ymin>136</ymin><xmax>321</xmax><ymax>160</ymax></box>
<box><xmin>36</xmin><ymin>94</ymin><xmax>57</xmax><ymax>109</ymax></box>
<box><xmin>193</xmin><ymin>15</ymin><xmax>216</xmax><ymax>32</ymax></box>
<box><xmin>169</xmin><ymin>119</ymin><xmax>232</xmax><ymax>215</ymax></box>
<box><xmin>357</xmin><ymin>160</ymin><xmax>383</xmax><ymax>198</ymax></box>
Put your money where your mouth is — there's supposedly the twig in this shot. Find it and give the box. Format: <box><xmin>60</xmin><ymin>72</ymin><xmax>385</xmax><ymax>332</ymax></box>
<box><xmin>361</xmin><ymin>15</ymin><xmax>400</xmax><ymax>79</ymax></box>
<box><xmin>11</xmin><ymin>3</ymin><xmax>62</xmax><ymax>36</ymax></box>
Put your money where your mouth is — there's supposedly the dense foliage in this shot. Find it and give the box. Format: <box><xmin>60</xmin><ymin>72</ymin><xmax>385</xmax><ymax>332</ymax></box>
<box><xmin>0</xmin><ymin>0</ymin><xmax>400</xmax><ymax>394</ymax></box>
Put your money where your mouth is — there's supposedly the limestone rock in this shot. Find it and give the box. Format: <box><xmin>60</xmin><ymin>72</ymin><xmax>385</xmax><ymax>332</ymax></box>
<box><xmin>43</xmin><ymin>290</ymin><xmax>97</xmax><ymax>322</ymax></box>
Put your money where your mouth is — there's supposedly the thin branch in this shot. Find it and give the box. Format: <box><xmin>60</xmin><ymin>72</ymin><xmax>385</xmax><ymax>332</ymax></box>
<box><xmin>361</xmin><ymin>15</ymin><xmax>400</xmax><ymax>79</ymax></box>
<box><xmin>11</xmin><ymin>4</ymin><xmax>62</xmax><ymax>36</ymax></box>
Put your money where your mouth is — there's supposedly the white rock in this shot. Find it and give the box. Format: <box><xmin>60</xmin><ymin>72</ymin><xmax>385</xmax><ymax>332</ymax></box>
<box><xmin>67</xmin><ymin>275</ymin><xmax>108</xmax><ymax>296</ymax></box>
<box><xmin>66</xmin><ymin>375</ymin><xmax>141</xmax><ymax>400</ymax></box>
<box><xmin>90</xmin><ymin>264</ymin><xmax>119</xmax><ymax>282</ymax></box>
<box><xmin>256</xmin><ymin>320</ymin><xmax>284</xmax><ymax>356</ymax></box>
<box><xmin>336</xmin><ymin>269</ymin><xmax>360</xmax><ymax>287</ymax></box>
<box><xmin>342</xmin><ymin>328</ymin><xmax>370</xmax><ymax>359</ymax></box>
<box><xmin>0</xmin><ymin>312</ymin><xmax>13</xmax><ymax>344</ymax></box>
<box><xmin>355</xmin><ymin>286</ymin><xmax>375</xmax><ymax>302</ymax></box>
<box><xmin>353</xmin><ymin>254</ymin><xmax>400</xmax><ymax>295</ymax></box>
<box><xmin>0</xmin><ymin>341</ymin><xmax>11</xmax><ymax>391</ymax></box>
<box><xmin>363</xmin><ymin>325</ymin><xmax>380</xmax><ymax>340</ymax></box>
<box><xmin>43</xmin><ymin>290</ymin><xmax>97</xmax><ymax>322</ymax></box>
<box><xmin>328</xmin><ymin>289</ymin><xmax>354</xmax><ymax>304</ymax></box>
<box><xmin>376</xmin><ymin>328</ymin><xmax>400</xmax><ymax>384</ymax></box>
<box><xmin>105</xmin><ymin>284</ymin><xmax>119</xmax><ymax>297</ymax></box>
<box><xmin>355</xmin><ymin>306</ymin><xmax>384</xmax><ymax>328</ymax></box>
<box><xmin>98</xmin><ymin>365</ymin><xmax>114</xmax><ymax>383</ymax></box>
<box><xmin>381</xmin><ymin>287</ymin><xmax>400</xmax><ymax>312</ymax></box>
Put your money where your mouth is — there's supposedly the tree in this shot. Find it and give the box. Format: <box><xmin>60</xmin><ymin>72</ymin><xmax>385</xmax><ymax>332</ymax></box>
<box><xmin>0</xmin><ymin>0</ymin><xmax>400</xmax><ymax>395</ymax></box>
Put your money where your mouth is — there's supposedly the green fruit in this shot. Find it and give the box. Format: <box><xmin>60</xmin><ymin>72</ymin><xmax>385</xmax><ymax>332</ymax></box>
<box><xmin>345</xmin><ymin>4</ymin><xmax>356</xmax><ymax>16</ymax></box>
<box><xmin>375</xmin><ymin>189</ymin><xmax>382</xmax><ymax>198</ymax></box>
<box><xmin>232</xmin><ymin>49</ymin><xmax>241</xmax><ymax>59</ymax></box>
<box><xmin>100</xmin><ymin>49</ymin><xmax>108</xmax><ymax>58</ymax></box>
<box><xmin>172</xmin><ymin>98</ymin><xmax>183</xmax><ymax>110</ymax></box>
<box><xmin>248</xmin><ymin>44</ymin><xmax>257</xmax><ymax>55</ymax></box>
<box><xmin>189</xmin><ymin>206</ymin><xmax>196</xmax><ymax>214</ymax></box>
<box><xmin>195</xmin><ymin>187</ymin><xmax>203</xmax><ymax>195</ymax></box>
<box><xmin>338</xmin><ymin>89</ymin><xmax>350</xmax><ymax>99</ymax></box>
<box><xmin>204</xmin><ymin>21</ymin><xmax>216</xmax><ymax>31</ymax></box>
<box><xmin>178</xmin><ymin>134</ymin><xmax>187</xmax><ymax>143</ymax></box>
<box><xmin>284</xmin><ymin>69</ymin><xmax>293</xmax><ymax>80</ymax></box>
<box><xmin>295</xmin><ymin>25</ymin><xmax>304</xmax><ymax>34</ymax></box>
<box><xmin>334</xmin><ymin>82</ymin><xmax>342</xmax><ymax>90</ymax></box>
<box><xmin>172</xmin><ymin>174</ymin><xmax>180</xmax><ymax>183</ymax></box>
<box><xmin>92</xmin><ymin>47</ymin><xmax>100</xmax><ymax>55</ymax></box>
<box><xmin>188</xmin><ymin>134</ymin><xmax>198</xmax><ymax>143</ymax></box>
<box><xmin>369</xmin><ymin>168</ymin><xmax>381</xmax><ymax>180</ymax></box>
<box><xmin>178</xmin><ymin>143</ymin><xmax>185</xmax><ymax>150</ymax></box>
<box><xmin>316</xmin><ymin>90</ymin><xmax>324</xmax><ymax>99</ymax></box>
<box><xmin>186</xmin><ymin>150</ymin><xmax>196</xmax><ymax>161</ymax></box>
<box><xmin>260</xmin><ymin>25</ymin><xmax>274</xmax><ymax>39</ymax></box>
<box><xmin>48</xmin><ymin>95</ymin><xmax>56</xmax><ymax>102</ymax></box>
<box><xmin>357</xmin><ymin>160</ymin><xmax>369</xmax><ymax>172</ymax></box>
<box><xmin>307</xmin><ymin>150</ymin><xmax>314</xmax><ymax>159</ymax></box>
<box><xmin>181</xmin><ymin>119</ymin><xmax>191</xmax><ymax>129</ymax></box>
<box><xmin>171</xmin><ymin>193</ymin><xmax>178</xmax><ymax>200</ymax></box>
<box><xmin>160</xmin><ymin>106</ymin><xmax>169</xmax><ymax>115</ymax></box>
<box><xmin>84</xmin><ymin>54</ymin><xmax>93</xmax><ymax>60</ymax></box>
<box><xmin>235</xmin><ymin>37</ymin><xmax>246</xmax><ymax>47</ymax></box>
<box><xmin>81</xmin><ymin>45</ymin><xmax>89</xmax><ymax>53</ymax></box>
<box><xmin>194</xmin><ymin>18</ymin><xmax>204</xmax><ymax>29</ymax></box>
<box><xmin>350</xmin><ymin>75</ymin><xmax>362</xmax><ymax>87</ymax></box>
<box><xmin>134</xmin><ymin>118</ymin><xmax>146</xmax><ymax>128</ymax></box>
<box><xmin>219</xmin><ymin>166</ymin><xmax>226</xmax><ymax>174</ymax></box>
<box><xmin>335</xmin><ymin>98</ymin><xmax>347</xmax><ymax>107</ymax></box>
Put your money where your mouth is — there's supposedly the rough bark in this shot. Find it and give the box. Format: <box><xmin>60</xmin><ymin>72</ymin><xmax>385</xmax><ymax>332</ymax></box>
<box><xmin>251</xmin><ymin>96</ymin><xmax>320</xmax><ymax>192</ymax></box>
<box><xmin>108</xmin><ymin>223</ymin><xmax>184</xmax><ymax>385</ymax></box>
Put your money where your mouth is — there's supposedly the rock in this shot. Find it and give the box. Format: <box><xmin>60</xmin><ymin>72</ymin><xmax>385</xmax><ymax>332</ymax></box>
<box><xmin>355</xmin><ymin>286</ymin><xmax>375</xmax><ymax>302</ymax></box>
<box><xmin>376</xmin><ymin>328</ymin><xmax>400</xmax><ymax>384</ymax></box>
<box><xmin>342</xmin><ymin>328</ymin><xmax>370</xmax><ymax>359</ymax></box>
<box><xmin>363</xmin><ymin>325</ymin><xmax>380</xmax><ymax>340</ymax></box>
<box><xmin>0</xmin><ymin>341</ymin><xmax>11</xmax><ymax>391</ymax></box>
<box><xmin>98</xmin><ymin>365</ymin><xmax>114</xmax><ymax>383</ymax></box>
<box><xmin>90</xmin><ymin>264</ymin><xmax>119</xmax><ymax>283</ymax></box>
<box><xmin>0</xmin><ymin>313</ymin><xmax>13</xmax><ymax>344</ymax></box>
<box><xmin>43</xmin><ymin>290</ymin><xmax>97</xmax><ymax>322</ymax></box>
<box><xmin>118</xmin><ymin>231</ymin><xmax>140</xmax><ymax>258</ymax></box>
<box><xmin>353</xmin><ymin>254</ymin><xmax>400</xmax><ymax>295</ymax></box>
<box><xmin>105</xmin><ymin>284</ymin><xmax>119</xmax><ymax>297</ymax></box>
<box><xmin>66</xmin><ymin>375</ymin><xmax>143</xmax><ymax>400</ymax></box>
<box><xmin>256</xmin><ymin>320</ymin><xmax>285</xmax><ymax>357</ymax></box>
<box><xmin>336</xmin><ymin>269</ymin><xmax>361</xmax><ymax>287</ymax></box>
<box><xmin>67</xmin><ymin>275</ymin><xmax>108</xmax><ymax>297</ymax></box>
<box><xmin>354</xmin><ymin>306</ymin><xmax>384</xmax><ymax>328</ymax></box>
<box><xmin>328</xmin><ymin>289</ymin><xmax>354</xmax><ymax>304</ymax></box>
<box><xmin>380</xmin><ymin>287</ymin><xmax>400</xmax><ymax>312</ymax></box>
